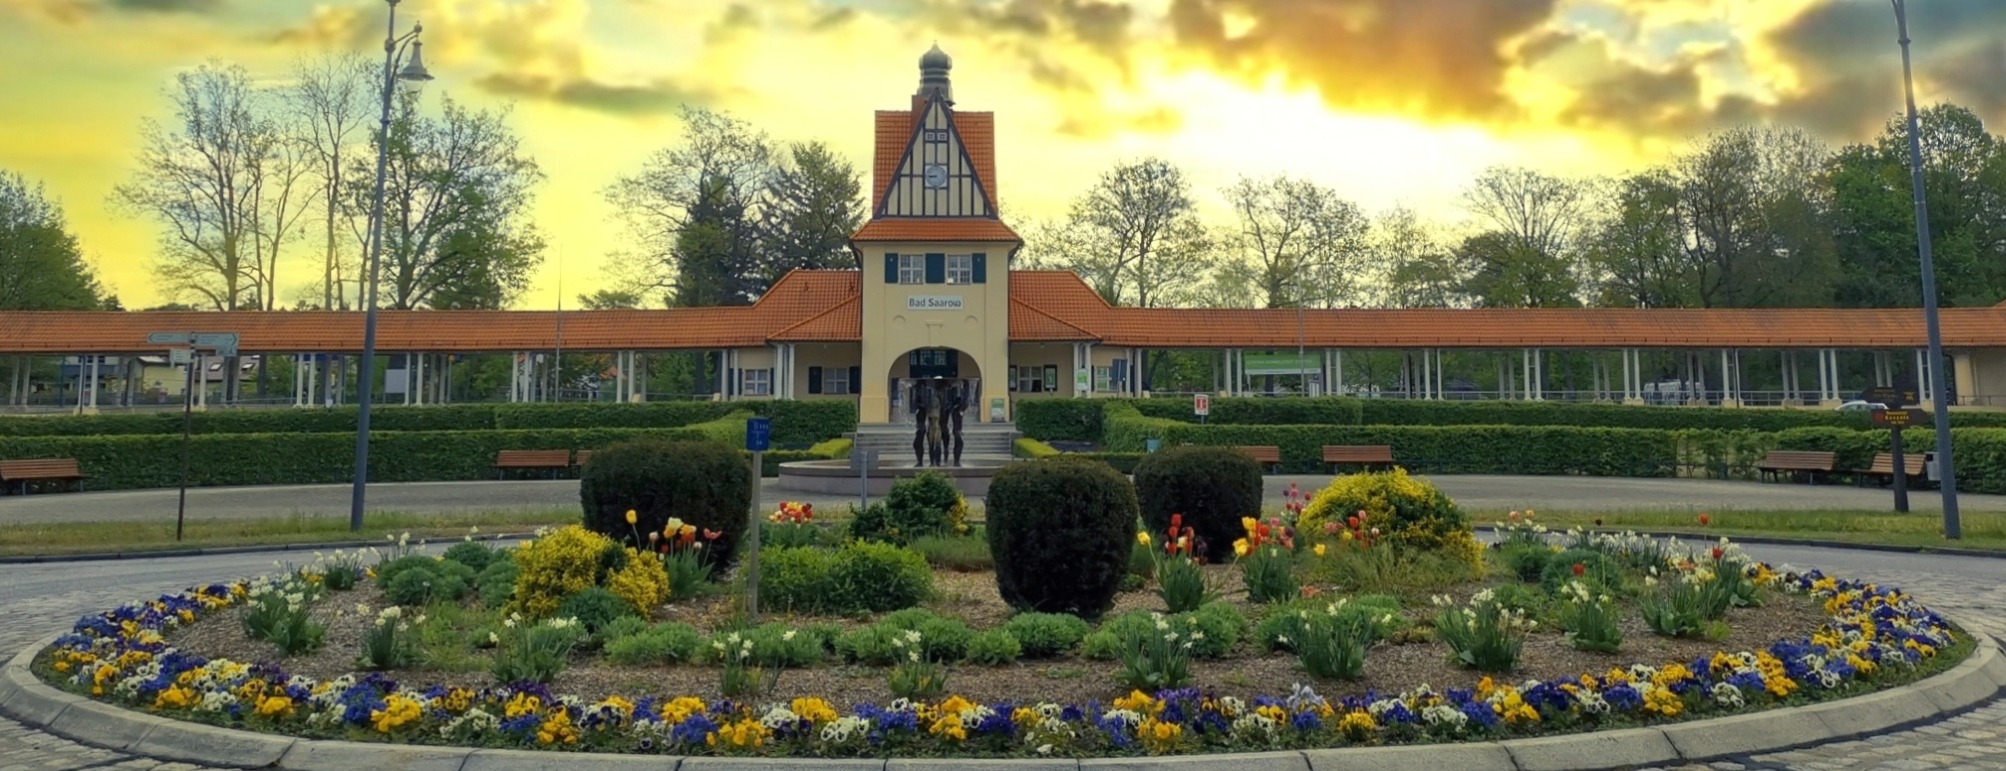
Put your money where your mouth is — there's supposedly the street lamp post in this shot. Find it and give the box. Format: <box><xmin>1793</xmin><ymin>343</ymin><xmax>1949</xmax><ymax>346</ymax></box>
<box><xmin>350</xmin><ymin>0</ymin><xmax>433</xmax><ymax>532</ymax></box>
<box><xmin>1891</xmin><ymin>0</ymin><xmax>1961</xmax><ymax>539</ymax></box>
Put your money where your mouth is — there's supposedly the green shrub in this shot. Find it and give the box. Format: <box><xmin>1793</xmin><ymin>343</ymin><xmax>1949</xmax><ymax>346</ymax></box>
<box><xmin>1083</xmin><ymin>603</ymin><xmax>1244</xmax><ymax>660</ymax></box>
<box><xmin>965</xmin><ymin>630</ymin><xmax>1023</xmax><ymax>665</ymax></box>
<box><xmin>603</xmin><ymin>622</ymin><xmax>705</xmax><ymax>666</ymax></box>
<box><xmin>556</xmin><ymin>587</ymin><xmax>639</xmax><ymax>636</ymax></box>
<box><xmin>376</xmin><ymin>555</ymin><xmax>474</xmax><ymax>589</ymax></box>
<box><xmin>601</xmin><ymin>615</ymin><xmax>651</xmax><ymax>641</ymax></box>
<box><xmin>441</xmin><ymin>541</ymin><xmax>498</xmax><ymax>572</ymax></box>
<box><xmin>743</xmin><ymin>622</ymin><xmax>826</xmax><ymax>668</ymax></box>
<box><xmin>1497</xmin><ymin>543</ymin><xmax>1554</xmax><ymax>583</ymax></box>
<box><xmin>830</xmin><ymin>541</ymin><xmax>934</xmax><ymax>613</ymax></box>
<box><xmin>384</xmin><ymin>565</ymin><xmax>469</xmax><ymax>606</ymax></box>
<box><xmin>757</xmin><ymin>542</ymin><xmax>932</xmax><ymax>615</ymax></box>
<box><xmin>1002</xmin><ymin>612</ymin><xmax>1093</xmax><ymax>659</ymax></box>
<box><xmin>1300</xmin><ymin>470</ymin><xmax>1481</xmax><ymax>566</ymax></box>
<box><xmin>850</xmin><ymin>472</ymin><xmax>965</xmax><ymax>544</ymax></box>
<box><xmin>986</xmin><ymin>456</ymin><xmax>1140</xmax><ymax>618</ymax></box>
<box><xmin>579</xmin><ymin>439</ymin><xmax>750</xmax><ymax>567</ymax></box>
<box><xmin>1251</xmin><ymin>594</ymin><xmax>1408</xmax><ymax>651</ymax></box>
<box><xmin>835</xmin><ymin>624</ymin><xmax>904</xmax><ymax>665</ymax></box>
<box><xmin>1539</xmin><ymin>549</ymin><xmax>1626</xmax><ymax>595</ymax></box>
<box><xmin>475</xmin><ymin>558</ymin><xmax>519</xmax><ymax>609</ymax></box>
<box><xmin>1132</xmin><ymin>445</ymin><xmax>1263</xmax><ymax>563</ymax></box>
<box><xmin>1013</xmin><ymin>437</ymin><xmax>1061</xmax><ymax>458</ymax></box>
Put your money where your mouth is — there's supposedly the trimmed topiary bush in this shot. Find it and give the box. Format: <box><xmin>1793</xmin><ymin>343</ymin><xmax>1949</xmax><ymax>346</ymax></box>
<box><xmin>1002</xmin><ymin>612</ymin><xmax>1092</xmax><ymax>659</ymax></box>
<box><xmin>383</xmin><ymin>564</ymin><xmax>470</xmax><ymax>606</ymax></box>
<box><xmin>1299</xmin><ymin>469</ymin><xmax>1478</xmax><ymax>566</ymax></box>
<box><xmin>1132</xmin><ymin>445</ymin><xmax>1263</xmax><ymax>562</ymax></box>
<box><xmin>986</xmin><ymin>456</ymin><xmax>1139</xmax><ymax>618</ymax></box>
<box><xmin>580</xmin><ymin>439</ymin><xmax>750</xmax><ymax>567</ymax></box>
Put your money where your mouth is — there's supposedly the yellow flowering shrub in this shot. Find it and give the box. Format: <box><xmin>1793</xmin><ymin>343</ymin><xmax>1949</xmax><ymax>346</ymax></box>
<box><xmin>605</xmin><ymin>549</ymin><xmax>669</xmax><ymax>615</ymax></box>
<box><xmin>1300</xmin><ymin>469</ymin><xmax>1480</xmax><ymax>567</ymax></box>
<box><xmin>510</xmin><ymin>526</ymin><xmax>619</xmax><ymax>619</ymax></box>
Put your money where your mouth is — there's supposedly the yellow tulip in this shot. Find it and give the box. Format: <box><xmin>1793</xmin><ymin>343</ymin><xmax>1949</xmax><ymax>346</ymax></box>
<box><xmin>1232</xmin><ymin>538</ymin><xmax>1250</xmax><ymax>558</ymax></box>
<box><xmin>1314</xmin><ymin>544</ymin><xmax>1328</xmax><ymax>557</ymax></box>
<box><xmin>625</xmin><ymin>510</ymin><xmax>638</xmax><ymax>526</ymax></box>
<box><xmin>1137</xmin><ymin>532</ymin><xmax>1151</xmax><ymax>547</ymax></box>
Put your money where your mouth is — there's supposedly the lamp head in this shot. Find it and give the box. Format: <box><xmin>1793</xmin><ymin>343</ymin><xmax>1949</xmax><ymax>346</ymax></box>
<box><xmin>398</xmin><ymin>36</ymin><xmax>434</xmax><ymax>83</ymax></box>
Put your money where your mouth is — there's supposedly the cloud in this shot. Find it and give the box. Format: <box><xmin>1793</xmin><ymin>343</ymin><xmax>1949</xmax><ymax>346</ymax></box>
<box><xmin>265</xmin><ymin>3</ymin><xmax>381</xmax><ymax>49</ymax></box>
<box><xmin>1757</xmin><ymin>0</ymin><xmax>2006</xmax><ymax>138</ymax></box>
<box><xmin>1</xmin><ymin>0</ymin><xmax>210</xmax><ymax>23</ymax></box>
<box><xmin>1162</xmin><ymin>0</ymin><xmax>1559</xmax><ymax>121</ymax></box>
<box><xmin>476</xmin><ymin>71</ymin><xmax>722</xmax><ymax>116</ymax></box>
<box><xmin>106</xmin><ymin>0</ymin><xmax>216</xmax><ymax>12</ymax></box>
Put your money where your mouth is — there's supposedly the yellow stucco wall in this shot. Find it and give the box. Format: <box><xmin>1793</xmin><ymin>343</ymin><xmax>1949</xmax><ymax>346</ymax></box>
<box><xmin>1958</xmin><ymin>350</ymin><xmax>2006</xmax><ymax>408</ymax></box>
<box><xmin>792</xmin><ymin>343</ymin><xmax>864</xmax><ymax>402</ymax></box>
<box><xmin>858</xmin><ymin>242</ymin><xmax>1015</xmax><ymax>423</ymax></box>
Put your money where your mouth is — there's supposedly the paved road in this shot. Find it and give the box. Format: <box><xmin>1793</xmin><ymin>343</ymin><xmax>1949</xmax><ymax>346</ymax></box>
<box><xmin>0</xmin><ymin>532</ymin><xmax>2001</xmax><ymax>768</ymax></box>
<box><xmin>5</xmin><ymin>475</ymin><xmax>2000</xmax><ymax>525</ymax></box>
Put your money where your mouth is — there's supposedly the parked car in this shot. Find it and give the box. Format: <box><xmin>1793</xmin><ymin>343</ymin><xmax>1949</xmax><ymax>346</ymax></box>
<box><xmin>1836</xmin><ymin>400</ymin><xmax>1886</xmax><ymax>411</ymax></box>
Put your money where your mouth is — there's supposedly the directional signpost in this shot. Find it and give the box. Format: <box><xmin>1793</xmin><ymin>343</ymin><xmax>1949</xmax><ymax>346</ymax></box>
<box><xmin>1194</xmin><ymin>393</ymin><xmax>1210</xmax><ymax>425</ymax></box>
<box><xmin>149</xmin><ymin>331</ymin><xmax>240</xmax><ymax>541</ymax></box>
<box><xmin>745</xmin><ymin>416</ymin><xmax>772</xmax><ymax>620</ymax></box>
<box><xmin>1861</xmin><ymin>385</ymin><xmax>1921</xmax><ymax>513</ymax></box>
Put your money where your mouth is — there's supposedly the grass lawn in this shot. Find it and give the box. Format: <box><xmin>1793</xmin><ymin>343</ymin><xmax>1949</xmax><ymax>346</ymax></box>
<box><xmin>0</xmin><ymin>509</ymin><xmax>576</xmax><ymax>557</ymax></box>
<box><xmin>1464</xmin><ymin>507</ymin><xmax>2006</xmax><ymax>552</ymax></box>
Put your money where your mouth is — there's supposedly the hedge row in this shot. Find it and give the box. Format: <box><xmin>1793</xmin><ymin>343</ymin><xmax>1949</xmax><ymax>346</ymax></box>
<box><xmin>1123</xmin><ymin>423</ymin><xmax>1683</xmax><ymax>477</ymax></box>
<box><xmin>0</xmin><ymin>428</ymin><xmax>845</xmax><ymax>492</ymax></box>
<box><xmin>0</xmin><ymin>400</ymin><xmax>858</xmax><ymax>446</ymax></box>
<box><xmin>1014</xmin><ymin>397</ymin><xmax>2006</xmax><ymax>441</ymax></box>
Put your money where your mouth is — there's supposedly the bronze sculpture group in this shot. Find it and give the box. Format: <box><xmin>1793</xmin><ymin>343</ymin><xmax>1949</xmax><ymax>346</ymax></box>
<box><xmin>908</xmin><ymin>378</ymin><xmax>966</xmax><ymax>467</ymax></box>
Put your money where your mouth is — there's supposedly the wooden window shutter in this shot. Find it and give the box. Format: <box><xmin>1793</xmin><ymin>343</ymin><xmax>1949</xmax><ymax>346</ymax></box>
<box><xmin>884</xmin><ymin>253</ymin><xmax>899</xmax><ymax>283</ymax></box>
<box><xmin>972</xmin><ymin>253</ymin><xmax>987</xmax><ymax>284</ymax></box>
<box><xmin>925</xmin><ymin>253</ymin><xmax>945</xmax><ymax>284</ymax></box>
<box><xmin>807</xmin><ymin>367</ymin><xmax>823</xmax><ymax>394</ymax></box>
<box><xmin>848</xmin><ymin>366</ymin><xmax>861</xmax><ymax>393</ymax></box>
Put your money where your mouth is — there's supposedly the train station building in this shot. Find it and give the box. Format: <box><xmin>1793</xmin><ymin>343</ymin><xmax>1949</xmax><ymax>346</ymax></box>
<box><xmin>7</xmin><ymin>47</ymin><xmax>2006</xmax><ymax>418</ymax></box>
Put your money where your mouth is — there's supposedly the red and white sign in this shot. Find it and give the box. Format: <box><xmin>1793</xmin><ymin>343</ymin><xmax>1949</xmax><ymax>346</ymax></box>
<box><xmin>1193</xmin><ymin>393</ymin><xmax>1211</xmax><ymax>416</ymax></box>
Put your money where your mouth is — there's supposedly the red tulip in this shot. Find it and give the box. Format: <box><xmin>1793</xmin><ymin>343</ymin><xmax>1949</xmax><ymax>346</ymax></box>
<box><xmin>1170</xmin><ymin>513</ymin><xmax>1183</xmax><ymax>530</ymax></box>
<box><xmin>1571</xmin><ymin>562</ymin><xmax>1585</xmax><ymax>577</ymax></box>
<box><xmin>1711</xmin><ymin>547</ymin><xmax>1724</xmax><ymax>560</ymax></box>
<box><xmin>1698</xmin><ymin>513</ymin><xmax>1711</xmax><ymax>527</ymax></box>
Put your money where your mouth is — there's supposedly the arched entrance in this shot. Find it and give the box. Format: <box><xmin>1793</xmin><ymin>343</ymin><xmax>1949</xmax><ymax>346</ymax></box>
<box><xmin>886</xmin><ymin>346</ymin><xmax>984</xmax><ymax>427</ymax></box>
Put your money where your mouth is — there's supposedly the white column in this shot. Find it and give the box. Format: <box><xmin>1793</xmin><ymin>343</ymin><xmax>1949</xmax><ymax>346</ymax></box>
<box><xmin>86</xmin><ymin>355</ymin><xmax>100</xmax><ymax>411</ymax></box>
<box><xmin>1917</xmin><ymin>348</ymin><xmax>1931</xmax><ymax>405</ymax></box>
<box><xmin>1433</xmin><ymin>349</ymin><xmax>1444</xmax><ymax>399</ymax></box>
<box><xmin>1333</xmin><ymin>349</ymin><xmax>1344</xmax><ymax>395</ymax></box>
<box><xmin>1622</xmin><ymin>349</ymin><xmax>1635</xmax><ymax>401</ymax></box>
<box><xmin>196</xmin><ymin>353</ymin><xmax>207</xmax><ymax>408</ymax></box>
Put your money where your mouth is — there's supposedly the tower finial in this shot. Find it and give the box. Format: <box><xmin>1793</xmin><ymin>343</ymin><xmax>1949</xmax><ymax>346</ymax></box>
<box><xmin>918</xmin><ymin>43</ymin><xmax>953</xmax><ymax>103</ymax></box>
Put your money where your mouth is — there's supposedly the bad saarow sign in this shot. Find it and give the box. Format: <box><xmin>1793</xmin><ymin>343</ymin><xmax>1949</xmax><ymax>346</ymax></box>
<box><xmin>906</xmin><ymin>295</ymin><xmax>964</xmax><ymax>310</ymax></box>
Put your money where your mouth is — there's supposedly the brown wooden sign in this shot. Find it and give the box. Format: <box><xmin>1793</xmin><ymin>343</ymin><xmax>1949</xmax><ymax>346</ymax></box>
<box><xmin>1872</xmin><ymin>408</ymin><xmax>1928</xmax><ymax>427</ymax></box>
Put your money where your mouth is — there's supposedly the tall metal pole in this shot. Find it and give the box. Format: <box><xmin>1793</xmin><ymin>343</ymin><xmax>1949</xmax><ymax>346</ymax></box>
<box><xmin>351</xmin><ymin>0</ymin><xmax>402</xmax><ymax>532</ymax></box>
<box><xmin>1893</xmin><ymin>0</ymin><xmax>1961</xmax><ymax>538</ymax></box>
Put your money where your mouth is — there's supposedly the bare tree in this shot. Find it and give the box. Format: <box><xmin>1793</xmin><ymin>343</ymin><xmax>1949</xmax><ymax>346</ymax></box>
<box><xmin>605</xmin><ymin>105</ymin><xmax>774</xmax><ymax>306</ymax></box>
<box><xmin>1462</xmin><ymin>166</ymin><xmax>1583</xmax><ymax>262</ymax></box>
<box><xmin>1027</xmin><ymin>157</ymin><xmax>1212</xmax><ymax>307</ymax></box>
<box><xmin>1220</xmin><ymin>174</ymin><xmax>1369</xmax><ymax>308</ymax></box>
<box><xmin>113</xmin><ymin>61</ymin><xmax>269</xmax><ymax>312</ymax></box>
<box><xmin>245</xmin><ymin>118</ymin><xmax>317</xmax><ymax>310</ymax></box>
<box><xmin>288</xmin><ymin>53</ymin><xmax>376</xmax><ymax>310</ymax></box>
<box><xmin>1369</xmin><ymin>206</ymin><xmax>1467</xmax><ymax>307</ymax></box>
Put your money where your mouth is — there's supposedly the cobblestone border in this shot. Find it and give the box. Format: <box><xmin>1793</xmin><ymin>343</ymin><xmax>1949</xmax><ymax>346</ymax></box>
<box><xmin>1</xmin><ymin>632</ymin><xmax>1999</xmax><ymax>771</ymax></box>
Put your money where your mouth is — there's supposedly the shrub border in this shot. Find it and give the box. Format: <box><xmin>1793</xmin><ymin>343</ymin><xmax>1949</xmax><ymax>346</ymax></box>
<box><xmin>2</xmin><ymin>576</ymin><xmax>2000</xmax><ymax>769</ymax></box>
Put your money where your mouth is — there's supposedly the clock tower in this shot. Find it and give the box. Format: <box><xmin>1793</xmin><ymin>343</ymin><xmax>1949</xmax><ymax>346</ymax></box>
<box><xmin>850</xmin><ymin>44</ymin><xmax>1022</xmax><ymax>424</ymax></box>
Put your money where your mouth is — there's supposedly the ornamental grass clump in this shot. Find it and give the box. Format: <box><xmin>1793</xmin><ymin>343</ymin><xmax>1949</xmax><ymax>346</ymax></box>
<box><xmin>1557</xmin><ymin>580</ymin><xmax>1624</xmax><ymax>653</ymax></box>
<box><xmin>241</xmin><ymin>574</ymin><xmax>325</xmax><ymax>655</ymax></box>
<box><xmin>358</xmin><ymin>606</ymin><xmax>421</xmax><ymax>670</ymax></box>
<box><xmin>1287</xmin><ymin>599</ymin><xmax>1384</xmax><ymax>681</ymax></box>
<box><xmin>489</xmin><ymin>614</ymin><xmax>583</xmax><ymax>684</ymax></box>
<box><xmin>1432</xmin><ymin>589</ymin><xmax>1533</xmax><ymax>674</ymax></box>
<box><xmin>887</xmin><ymin>629</ymin><xmax>948</xmax><ymax>699</ymax></box>
<box><xmin>1113</xmin><ymin>612</ymin><xmax>1197</xmax><ymax>690</ymax></box>
<box><xmin>1142</xmin><ymin>514</ymin><xmax>1222</xmax><ymax>613</ymax></box>
<box><xmin>1234</xmin><ymin>516</ymin><xmax>1299</xmax><ymax>604</ymax></box>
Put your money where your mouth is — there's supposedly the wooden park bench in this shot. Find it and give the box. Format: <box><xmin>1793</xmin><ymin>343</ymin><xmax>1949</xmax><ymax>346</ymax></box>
<box><xmin>493</xmin><ymin>450</ymin><xmax>573</xmax><ymax>479</ymax></box>
<box><xmin>1322</xmin><ymin>445</ymin><xmax>1395</xmax><ymax>473</ymax></box>
<box><xmin>1235</xmin><ymin>445</ymin><xmax>1282</xmax><ymax>472</ymax></box>
<box><xmin>1754</xmin><ymin>450</ymin><xmax>1838</xmax><ymax>484</ymax></box>
<box><xmin>0</xmin><ymin>458</ymin><xmax>86</xmax><ymax>495</ymax></box>
<box><xmin>572</xmin><ymin>450</ymin><xmax>594</xmax><ymax>469</ymax></box>
<box><xmin>1855</xmin><ymin>452</ymin><xmax>1926</xmax><ymax>487</ymax></box>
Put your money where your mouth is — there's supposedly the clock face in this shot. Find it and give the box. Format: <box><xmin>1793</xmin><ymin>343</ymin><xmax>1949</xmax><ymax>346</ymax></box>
<box><xmin>924</xmin><ymin>164</ymin><xmax>948</xmax><ymax>189</ymax></box>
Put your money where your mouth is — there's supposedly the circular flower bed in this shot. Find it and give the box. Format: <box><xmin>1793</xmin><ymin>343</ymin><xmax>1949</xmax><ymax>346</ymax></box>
<box><xmin>35</xmin><ymin>543</ymin><xmax>1964</xmax><ymax>758</ymax></box>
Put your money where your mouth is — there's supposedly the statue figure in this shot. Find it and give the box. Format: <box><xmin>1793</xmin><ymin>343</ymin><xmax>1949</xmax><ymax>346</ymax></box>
<box><xmin>908</xmin><ymin>379</ymin><xmax>933</xmax><ymax>466</ymax></box>
<box><xmin>925</xmin><ymin>379</ymin><xmax>947</xmax><ymax>467</ymax></box>
<box><xmin>946</xmin><ymin>381</ymin><xmax>967</xmax><ymax>466</ymax></box>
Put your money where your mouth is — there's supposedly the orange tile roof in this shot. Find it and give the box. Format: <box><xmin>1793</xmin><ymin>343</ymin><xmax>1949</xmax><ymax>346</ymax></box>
<box><xmin>8</xmin><ymin>270</ymin><xmax>2006</xmax><ymax>353</ymax></box>
<box><xmin>851</xmin><ymin>218</ymin><xmax>1022</xmax><ymax>243</ymax></box>
<box><xmin>1009</xmin><ymin>297</ymin><xmax>1097</xmax><ymax>341</ymax></box>
<box><xmin>869</xmin><ymin>108</ymin><xmax>998</xmax><ymax>212</ymax></box>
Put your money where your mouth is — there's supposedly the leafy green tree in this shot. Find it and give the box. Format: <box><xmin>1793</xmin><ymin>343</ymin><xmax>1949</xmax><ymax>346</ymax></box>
<box><xmin>356</xmin><ymin>94</ymin><xmax>545</xmax><ymax>310</ymax></box>
<box><xmin>1456</xmin><ymin>167</ymin><xmax>1584</xmax><ymax>307</ymax></box>
<box><xmin>1369</xmin><ymin>206</ymin><xmax>1466</xmax><ymax>308</ymax></box>
<box><xmin>1826</xmin><ymin>104</ymin><xmax>2006</xmax><ymax>308</ymax></box>
<box><xmin>0</xmin><ymin>171</ymin><xmax>109</xmax><ymax>311</ymax></box>
<box><xmin>1220</xmin><ymin>174</ymin><xmax>1368</xmax><ymax>308</ymax></box>
<box><xmin>755</xmin><ymin>140</ymin><xmax>864</xmax><ymax>283</ymax></box>
<box><xmin>606</xmin><ymin>105</ymin><xmax>774</xmax><ymax>308</ymax></box>
<box><xmin>1583</xmin><ymin>171</ymin><xmax>1692</xmax><ymax>308</ymax></box>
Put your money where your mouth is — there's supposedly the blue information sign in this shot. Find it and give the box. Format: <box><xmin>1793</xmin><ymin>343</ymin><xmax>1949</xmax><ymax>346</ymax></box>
<box><xmin>745</xmin><ymin>417</ymin><xmax>772</xmax><ymax>452</ymax></box>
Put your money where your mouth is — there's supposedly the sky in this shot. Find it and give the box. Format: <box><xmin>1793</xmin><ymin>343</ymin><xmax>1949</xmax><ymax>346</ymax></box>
<box><xmin>2</xmin><ymin>0</ymin><xmax>2004</xmax><ymax>311</ymax></box>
